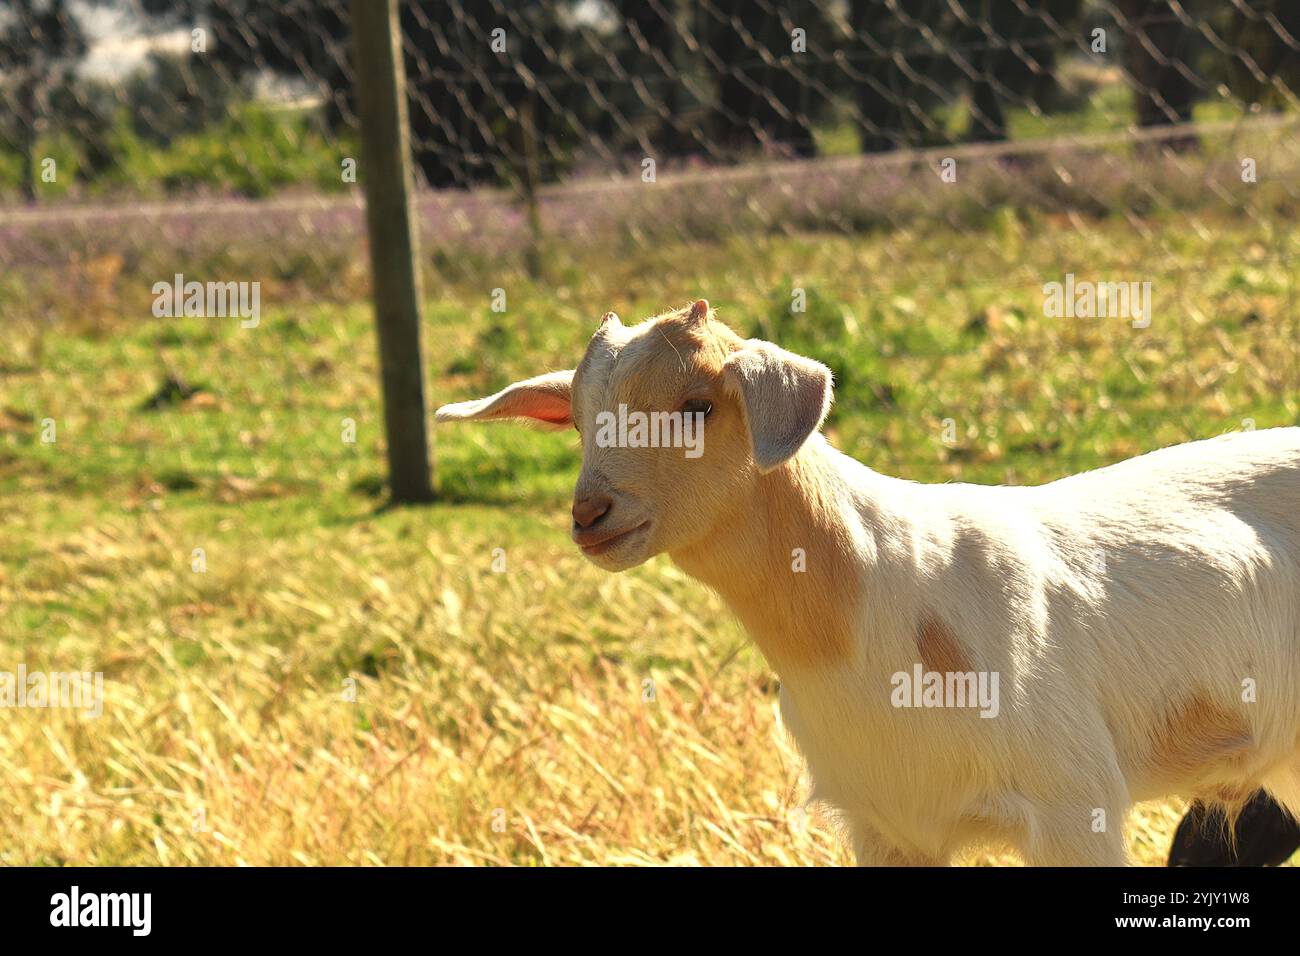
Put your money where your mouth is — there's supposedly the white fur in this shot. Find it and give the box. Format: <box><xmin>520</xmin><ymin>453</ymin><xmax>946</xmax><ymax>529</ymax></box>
<box><xmin>778</xmin><ymin>428</ymin><xmax>1300</xmax><ymax>865</ymax></box>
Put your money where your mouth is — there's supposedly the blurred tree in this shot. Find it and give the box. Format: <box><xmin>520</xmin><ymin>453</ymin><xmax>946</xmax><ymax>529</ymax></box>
<box><xmin>16</xmin><ymin>0</ymin><xmax>1287</xmax><ymax>192</ymax></box>
<box><xmin>1116</xmin><ymin>0</ymin><xmax>1201</xmax><ymax>147</ymax></box>
<box><xmin>700</xmin><ymin>0</ymin><xmax>836</xmax><ymax>158</ymax></box>
<box><xmin>961</xmin><ymin>0</ymin><xmax>1084</xmax><ymax>143</ymax></box>
<box><xmin>137</xmin><ymin>0</ymin><xmax>601</xmax><ymax>188</ymax></box>
<box><xmin>0</xmin><ymin>0</ymin><xmax>89</xmax><ymax>201</ymax></box>
<box><xmin>849</xmin><ymin>0</ymin><xmax>957</xmax><ymax>151</ymax></box>
<box><xmin>138</xmin><ymin>0</ymin><xmax>351</xmax><ymax>124</ymax></box>
<box><xmin>403</xmin><ymin>0</ymin><xmax>601</xmax><ymax>187</ymax></box>
<box><xmin>45</xmin><ymin>76</ymin><xmax>117</xmax><ymax>179</ymax></box>
<box><xmin>609</xmin><ymin>0</ymin><xmax>702</xmax><ymax>159</ymax></box>
<box><xmin>847</xmin><ymin>0</ymin><xmax>1084</xmax><ymax>151</ymax></box>
<box><xmin>1</xmin><ymin>1</ymin><xmax>246</xmax><ymax>194</ymax></box>
<box><xmin>1205</xmin><ymin>0</ymin><xmax>1300</xmax><ymax>110</ymax></box>
<box><xmin>125</xmin><ymin>51</ymin><xmax>246</xmax><ymax>147</ymax></box>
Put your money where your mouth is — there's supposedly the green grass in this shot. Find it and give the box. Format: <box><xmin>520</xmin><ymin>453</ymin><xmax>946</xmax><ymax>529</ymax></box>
<box><xmin>8</xmin><ymin>214</ymin><xmax>1295</xmax><ymax>510</ymax></box>
<box><xmin>1</xmin><ymin>205</ymin><xmax>1297</xmax><ymax>864</ymax></box>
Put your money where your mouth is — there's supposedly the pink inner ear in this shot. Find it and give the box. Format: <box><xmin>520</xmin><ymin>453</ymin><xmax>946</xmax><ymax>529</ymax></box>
<box><xmin>511</xmin><ymin>392</ymin><xmax>571</xmax><ymax>425</ymax></box>
<box><xmin>532</xmin><ymin>406</ymin><xmax>571</xmax><ymax>425</ymax></box>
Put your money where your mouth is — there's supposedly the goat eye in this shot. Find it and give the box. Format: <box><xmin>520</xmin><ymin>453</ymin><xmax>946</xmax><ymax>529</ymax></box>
<box><xmin>681</xmin><ymin>399</ymin><xmax>712</xmax><ymax>418</ymax></box>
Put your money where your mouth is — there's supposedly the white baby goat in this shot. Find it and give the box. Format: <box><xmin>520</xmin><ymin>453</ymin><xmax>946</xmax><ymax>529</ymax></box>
<box><xmin>436</xmin><ymin>299</ymin><xmax>1300</xmax><ymax>866</ymax></box>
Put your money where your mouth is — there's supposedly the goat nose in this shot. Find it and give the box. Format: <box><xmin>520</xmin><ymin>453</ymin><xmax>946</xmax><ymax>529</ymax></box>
<box><xmin>572</xmin><ymin>495</ymin><xmax>612</xmax><ymax>529</ymax></box>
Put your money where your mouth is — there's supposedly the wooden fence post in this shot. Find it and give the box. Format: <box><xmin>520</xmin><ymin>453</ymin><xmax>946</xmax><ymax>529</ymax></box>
<box><xmin>350</xmin><ymin>0</ymin><xmax>434</xmax><ymax>503</ymax></box>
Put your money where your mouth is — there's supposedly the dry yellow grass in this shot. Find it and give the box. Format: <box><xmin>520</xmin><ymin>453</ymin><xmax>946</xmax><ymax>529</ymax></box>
<box><xmin>0</xmin><ymin>494</ymin><xmax>1212</xmax><ymax>866</ymax></box>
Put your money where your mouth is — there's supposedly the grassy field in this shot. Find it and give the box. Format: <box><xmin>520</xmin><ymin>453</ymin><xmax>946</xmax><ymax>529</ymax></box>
<box><xmin>2</xmin><ymin>205</ymin><xmax>1298</xmax><ymax>865</ymax></box>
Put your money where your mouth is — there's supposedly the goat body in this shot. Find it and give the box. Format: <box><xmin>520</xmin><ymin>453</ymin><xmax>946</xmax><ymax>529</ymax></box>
<box><xmin>438</xmin><ymin>303</ymin><xmax>1300</xmax><ymax>865</ymax></box>
<box><xmin>690</xmin><ymin>427</ymin><xmax>1300</xmax><ymax>865</ymax></box>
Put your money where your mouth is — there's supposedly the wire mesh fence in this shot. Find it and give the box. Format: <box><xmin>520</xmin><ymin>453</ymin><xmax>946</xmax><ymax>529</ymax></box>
<box><xmin>0</xmin><ymin>0</ymin><xmax>1297</xmax><ymax>486</ymax></box>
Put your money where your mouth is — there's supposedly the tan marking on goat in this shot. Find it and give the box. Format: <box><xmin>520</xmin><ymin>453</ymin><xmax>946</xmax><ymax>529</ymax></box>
<box><xmin>916</xmin><ymin>614</ymin><xmax>972</xmax><ymax>674</ymax></box>
<box><xmin>1149</xmin><ymin>694</ymin><xmax>1253</xmax><ymax>785</ymax></box>
<box><xmin>690</xmin><ymin>442</ymin><xmax>861</xmax><ymax>673</ymax></box>
<box><xmin>759</xmin><ymin>453</ymin><xmax>861</xmax><ymax>670</ymax></box>
<box><xmin>662</xmin><ymin>314</ymin><xmax>858</xmax><ymax>673</ymax></box>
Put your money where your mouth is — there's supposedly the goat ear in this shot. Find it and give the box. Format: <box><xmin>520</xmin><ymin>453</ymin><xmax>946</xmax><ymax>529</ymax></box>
<box><xmin>723</xmin><ymin>341</ymin><xmax>832</xmax><ymax>472</ymax></box>
<box><xmin>435</xmin><ymin>369</ymin><xmax>574</xmax><ymax>430</ymax></box>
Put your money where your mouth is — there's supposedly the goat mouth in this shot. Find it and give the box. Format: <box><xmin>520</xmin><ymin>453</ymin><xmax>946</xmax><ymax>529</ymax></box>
<box><xmin>575</xmin><ymin>521</ymin><xmax>649</xmax><ymax>555</ymax></box>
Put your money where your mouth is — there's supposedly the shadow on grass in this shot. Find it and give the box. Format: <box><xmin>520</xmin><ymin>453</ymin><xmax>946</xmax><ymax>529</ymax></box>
<box><xmin>351</xmin><ymin>470</ymin><xmax>565</xmax><ymax>516</ymax></box>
